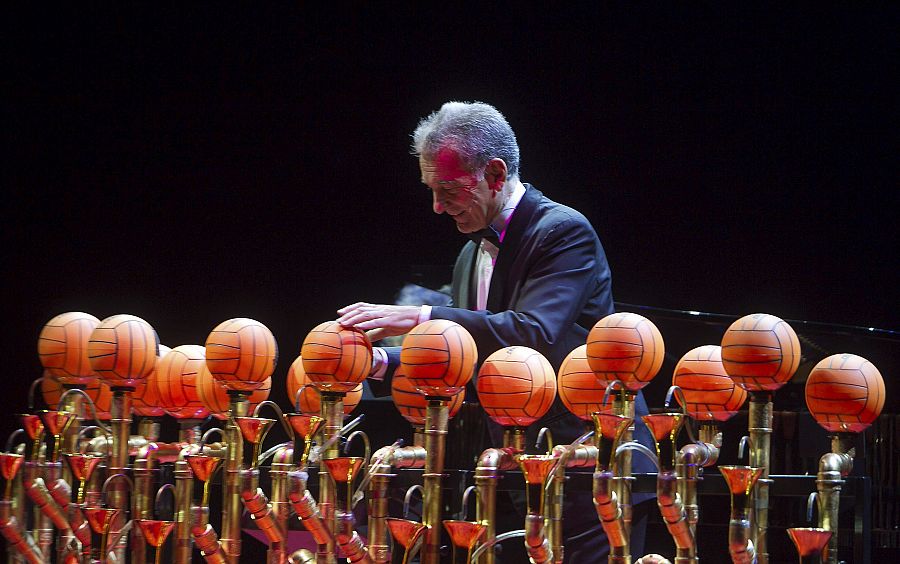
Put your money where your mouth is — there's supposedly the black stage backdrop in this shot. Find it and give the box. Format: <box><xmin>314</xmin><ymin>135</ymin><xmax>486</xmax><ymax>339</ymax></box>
<box><xmin>2</xmin><ymin>5</ymin><xmax>897</xmax><ymax>547</ymax></box>
<box><xmin>5</xmin><ymin>5</ymin><xmax>897</xmax><ymax>432</ymax></box>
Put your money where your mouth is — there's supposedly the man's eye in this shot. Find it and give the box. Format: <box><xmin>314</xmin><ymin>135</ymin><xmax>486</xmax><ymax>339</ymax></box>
<box><xmin>435</xmin><ymin>184</ymin><xmax>460</xmax><ymax>196</ymax></box>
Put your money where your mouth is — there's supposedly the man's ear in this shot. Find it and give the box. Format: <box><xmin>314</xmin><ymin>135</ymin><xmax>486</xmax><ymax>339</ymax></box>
<box><xmin>484</xmin><ymin>158</ymin><xmax>508</xmax><ymax>192</ymax></box>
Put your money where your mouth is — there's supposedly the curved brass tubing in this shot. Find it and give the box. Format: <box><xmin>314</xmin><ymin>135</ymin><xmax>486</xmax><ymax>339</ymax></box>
<box><xmin>192</xmin><ymin>522</ymin><xmax>229</xmax><ymax>564</ymax></box>
<box><xmin>240</xmin><ymin>467</ymin><xmax>286</xmax><ymax>551</ymax></box>
<box><xmin>287</xmin><ymin>470</ymin><xmax>336</xmax><ymax>548</ymax></box>
<box><xmin>367</xmin><ymin>441</ymin><xmax>424</xmax><ymax>563</ymax></box>
<box><xmin>23</xmin><ymin>461</ymin><xmax>72</xmax><ymax>559</ymax></box>
<box><xmin>815</xmin><ymin>434</ymin><xmax>854</xmax><ymax>564</ymax></box>
<box><xmin>474</xmin><ymin>445</ymin><xmax>520</xmax><ymax>564</ymax></box>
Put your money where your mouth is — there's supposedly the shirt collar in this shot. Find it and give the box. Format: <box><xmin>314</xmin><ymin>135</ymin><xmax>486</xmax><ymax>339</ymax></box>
<box><xmin>491</xmin><ymin>181</ymin><xmax>526</xmax><ymax>244</ymax></box>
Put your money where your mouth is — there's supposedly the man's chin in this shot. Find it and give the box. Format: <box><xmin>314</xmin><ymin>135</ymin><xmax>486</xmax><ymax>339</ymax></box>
<box><xmin>452</xmin><ymin>220</ymin><xmax>471</xmax><ymax>233</ymax></box>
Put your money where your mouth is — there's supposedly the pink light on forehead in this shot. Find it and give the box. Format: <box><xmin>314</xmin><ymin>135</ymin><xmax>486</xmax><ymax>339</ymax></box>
<box><xmin>433</xmin><ymin>147</ymin><xmax>469</xmax><ymax>181</ymax></box>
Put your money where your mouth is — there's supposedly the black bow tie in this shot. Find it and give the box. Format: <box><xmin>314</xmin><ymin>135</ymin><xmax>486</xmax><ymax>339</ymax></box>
<box><xmin>467</xmin><ymin>227</ymin><xmax>501</xmax><ymax>247</ymax></box>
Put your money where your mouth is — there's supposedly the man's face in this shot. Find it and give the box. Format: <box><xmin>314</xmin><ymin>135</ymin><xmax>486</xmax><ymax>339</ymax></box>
<box><xmin>419</xmin><ymin>147</ymin><xmax>500</xmax><ymax>234</ymax></box>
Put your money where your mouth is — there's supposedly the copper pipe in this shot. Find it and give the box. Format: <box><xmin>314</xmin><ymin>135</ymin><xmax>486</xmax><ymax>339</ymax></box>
<box><xmin>693</xmin><ymin>424</ymin><xmax>722</xmax><ymax>467</ymax></box>
<box><xmin>240</xmin><ymin>468</ymin><xmax>285</xmax><ymax>546</ymax></box>
<box><xmin>547</xmin><ymin>462</ymin><xmax>565</xmax><ymax>563</ymax></box>
<box><xmin>223</xmin><ymin>391</ymin><xmax>250</xmax><ymax>563</ymax></box>
<box><xmin>747</xmin><ymin>393</ymin><xmax>772</xmax><ymax>564</ymax></box>
<box><xmin>367</xmin><ymin>444</ymin><xmax>426</xmax><ymax>563</ymax></box>
<box><xmin>269</xmin><ymin>447</ymin><xmax>293</xmax><ymax>564</ymax></box>
<box><xmin>108</xmin><ymin>390</ymin><xmax>132</xmax><ymax>508</ymax></box>
<box><xmin>137</xmin><ymin>417</ymin><xmax>161</xmax><ymax>443</ymax></box>
<box><xmin>614</xmin><ymin>392</ymin><xmax>635</xmax><ymax>543</ymax></box>
<box><xmin>45</xmin><ymin>476</ymin><xmax>92</xmax><ymax>561</ymax></box>
<box><xmin>24</xmin><ymin>475</ymin><xmax>70</xmax><ymax>532</ymax></box>
<box><xmin>656</xmin><ymin>470</ymin><xmax>694</xmax><ymax>562</ymax></box>
<box><xmin>6</xmin><ymin>452</ymin><xmax>52</xmax><ymax>563</ymax></box>
<box><xmin>134</xmin><ymin>442</ymin><xmax>159</xmax><ymax>564</ymax></box>
<box><xmin>412</xmin><ymin>426</ymin><xmax>425</xmax><ymax>448</ymax></box>
<box><xmin>539</xmin><ymin>429</ymin><xmax>593</xmax><ymax>564</ymax></box>
<box><xmin>59</xmin><ymin>388</ymin><xmax>85</xmax><ymax>489</ymax></box>
<box><xmin>335</xmin><ymin>510</ymin><xmax>375</xmax><ymax>564</ymax></box>
<box><xmin>317</xmin><ymin>392</ymin><xmax>344</xmax><ymax>563</ymax></box>
<box><xmin>174</xmin><ymin>444</ymin><xmax>202</xmax><ymax>564</ymax></box>
<box><xmin>47</xmin><ymin>476</ymin><xmax>71</xmax><ymax>508</ymax></box>
<box><xmin>193</xmin><ymin>522</ymin><xmax>229</xmax><ymax>564</ymax></box>
<box><xmin>554</xmin><ymin>443</ymin><xmax>598</xmax><ymax>468</ymax></box>
<box><xmin>815</xmin><ymin>434</ymin><xmax>854</xmax><ymax>564</ymax></box>
<box><xmin>104</xmin><ymin>518</ymin><xmax>134</xmax><ymax>562</ymax></box>
<box><xmin>644</xmin><ymin>408</ymin><xmax>702</xmax><ymax>564</ymax></box>
<box><xmin>86</xmin><ymin>434</ymin><xmax>150</xmax><ymax>457</ymax></box>
<box><xmin>0</xmin><ymin>500</ymin><xmax>43</xmax><ymax>564</ymax></box>
<box><xmin>518</xmin><ymin>455</ymin><xmax>556</xmax><ymax>564</ymax></box>
<box><xmin>421</xmin><ymin>398</ymin><xmax>450</xmax><ymax>564</ymax></box>
<box><xmin>366</xmin><ymin>464</ymin><xmax>394</xmax><ymax>563</ymax></box>
<box><xmin>287</xmin><ymin>470</ymin><xmax>336</xmax><ymax>548</ymax></box>
<box><xmin>324</xmin><ymin>450</ymin><xmax>374</xmax><ymax>564</ymax></box>
<box><xmin>133</xmin><ymin>441</ymin><xmax>190</xmax><ymax>564</ymax></box>
<box><xmin>7</xmin><ymin>455</ymin><xmax>27</xmax><ymax>564</ymax></box>
<box><xmin>593</xmin><ymin>471</ymin><xmax>629</xmax><ymax>562</ymax></box>
<box><xmin>70</xmin><ymin>504</ymin><xmax>93</xmax><ymax>562</ymax></box>
<box><xmin>674</xmin><ymin>423</ymin><xmax>722</xmax><ymax>563</ymax></box>
<box><xmin>720</xmin><ymin>465</ymin><xmax>764</xmax><ymax>564</ymax></box>
<box><xmin>23</xmin><ymin>461</ymin><xmax>64</xmax><ymax>559</ymax></box>
<box><xmin>591</xmin><ymin>385</ymin><xmax>637</xmax><ymax>564</ymax></box>
<box><xmin>596</xmin><ymin>442</ymin><xmax>659</xmax><ymax>564</ymax></box>
<box><xmin>474</xmin><ymin>429</ymin><xmax>524</xmax><ymax>564</ymax></box>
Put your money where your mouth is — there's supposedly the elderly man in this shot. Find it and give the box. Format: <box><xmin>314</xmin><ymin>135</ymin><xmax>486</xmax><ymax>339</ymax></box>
<box><xmin>338</xmin><ymin>101</ymin><xmax>653</xmax><ymax>562</ymax></box>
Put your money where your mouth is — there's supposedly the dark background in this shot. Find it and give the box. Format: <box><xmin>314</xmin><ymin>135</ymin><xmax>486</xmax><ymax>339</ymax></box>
<box><xmin>2</xmin><ymin>5</ymin><xmax>898</xmax><ymax>558</ymax></box>
<box><xmin>5</xmin><ymin>3</ymin><xmax>897</xmax><ymax>437</ymax></box>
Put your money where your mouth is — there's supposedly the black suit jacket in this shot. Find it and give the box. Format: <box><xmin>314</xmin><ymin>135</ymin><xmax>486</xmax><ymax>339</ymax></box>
<box><xmin>386</xmin><ymin>185</ymin><xmax>653</xmax><ymax>470</ymax></box>
<box><xmin>433</xmin><ymin>184</ymin><xmax>613</xmax><ymax>370</ymax></box>
<box><xmin>373</xmin><ymin>185</ymin><xmax>655</xmax><ymax>549</ymax></box>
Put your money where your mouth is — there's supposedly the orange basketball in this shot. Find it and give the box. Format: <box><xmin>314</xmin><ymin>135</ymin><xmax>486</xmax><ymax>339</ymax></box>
<box><xmin>197</xmin><ymin>365</ymin><xmax>271</xmax><ymax>420</ymax></box>
<box><xmin>286</xmin><ymin>355</ymin><xmax>361</xmax><ymax>414</ymax></box>
<box><xmin>40</xmin><ymin>371</ymin><xmax>63</xmax><ymax>409</ymax></box>
<box><xmin>673</xmin><ymin>345</ymin><xmax>748</xmax><ymax>421</ymax></box>
<box><xmin>391</xmin><ymin>368</ymin><xmax>464</xmax><ymax>426</ymax></box>
<box><xmin>84</xmin><ymin>379</ymin><xmax>112</xmax><ymax>421</ymax></box>
<box><xmin>205</xmin><ymin>318</ymin><xmax>278</xmax><ymax>391</ymax></box>
<box><xmin>87</xmin><ymin>314</ymin><xmax>159</xmax><ymax>389</ymax></box>
<box><xmin>38</xmin><ymin>312</ymin><xmax>101</xmax><ymax>385</ymax></box>
<box><xmin>156</xmin><ymin>345</ymin><xmax>210</xmax><ymax>420</ymax></box>
<box><xmin>477</xmin><ymin>346</ymin><xmax>557</xmax><ymax>428</ymax></box>
<box><xmin>805</xmin><ymin>353</ymin><xmax>885</xmax><ymax>433</ymax></box>
<box><xmin>300</xmin><ymin>322</ymin><xmax>372</xmax><ymax>393</ymax></box>
<box><xmin>132</xmin><ymin>344</ymin><xmax>170</xmax><ymax>417</ymax></box>
<box><xmin>558</xmin><ymin>345</ymin><xmax>614</xmax><ymax>421</ymax></box>
<box><xmin>40</xmin><ymin>375</ymin><xmax>111</xmax><ymax>419</ymax></box>
<box><xmin>720</xmin><ymin>313</ymin><xmax>801</xmax><ymax>392</ymax></box>
<box><xmin>400</xmin><ymin>320</ymin><xmax>477</xmax><ymax>397</ymax></box>
<box><xmin>586</xmin><ymin>312</ymin><xmax>665</xmax><ymax>391</ymax></box>
<box><xmin>41</xmin><ymin>370</ymin><xmax>112</xmax><ymax>421</ymax></box>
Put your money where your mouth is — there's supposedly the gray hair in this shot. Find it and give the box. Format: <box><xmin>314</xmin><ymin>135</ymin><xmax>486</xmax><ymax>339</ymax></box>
<box><xmin>411</xmin><ymin>101</ymin><xmax>520</xmax><ymax>179</ymax></box>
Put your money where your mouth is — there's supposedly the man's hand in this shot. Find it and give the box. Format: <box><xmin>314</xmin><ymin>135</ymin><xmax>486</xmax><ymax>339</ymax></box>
<box><xmin>336</xmin><ymin>302</ymin><xmax>422</xmax><ymax>342</ymax></box>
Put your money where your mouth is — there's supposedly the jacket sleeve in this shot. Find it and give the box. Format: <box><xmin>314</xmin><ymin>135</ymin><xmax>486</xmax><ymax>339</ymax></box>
<box><xmin>365</xmin><ymin>345</ymin><xmax>402</xmax><ymax>398</ymax></box>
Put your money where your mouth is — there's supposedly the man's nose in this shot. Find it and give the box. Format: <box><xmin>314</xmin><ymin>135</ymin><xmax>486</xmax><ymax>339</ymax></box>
<box><xmin>432</xmin><ymin>192</ymin><xmax>445</xmax><ymax>214</ymax></box>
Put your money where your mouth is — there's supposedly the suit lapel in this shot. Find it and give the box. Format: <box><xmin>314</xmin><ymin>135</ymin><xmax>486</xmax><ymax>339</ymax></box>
<box><xmin>452</xmin><ymin>241</ymin><xmax>478</xmax><ymax>310</ymax></box>
<box><xmin>486</xmin><ymin>185</ymin><xmax>542</xmax><ymax>312</ymax></box>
